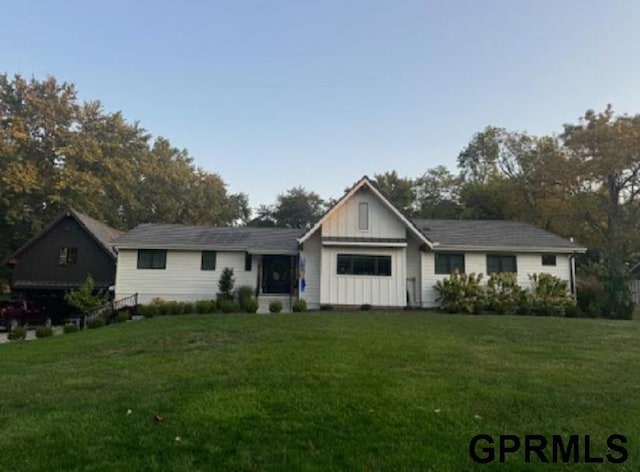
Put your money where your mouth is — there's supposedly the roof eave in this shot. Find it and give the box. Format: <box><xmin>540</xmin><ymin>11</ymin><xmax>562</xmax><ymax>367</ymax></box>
<box><xmin>432</xmin><ymin>244</ymin><xmax>587</xmax><ymax>254</ymax></box>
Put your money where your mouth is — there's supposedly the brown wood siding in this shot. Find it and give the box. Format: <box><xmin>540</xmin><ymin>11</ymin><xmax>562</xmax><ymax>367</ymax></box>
<box><xmin>11</xmin><ymin>216</ymin><xmax>116</xmax><ymax>288</ymax></box>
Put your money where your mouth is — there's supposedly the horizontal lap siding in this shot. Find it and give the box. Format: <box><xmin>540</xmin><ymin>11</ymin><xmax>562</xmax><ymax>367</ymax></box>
<box><xmin>115</xmin><ymin>250</ymin><xmax>257</xmax><ymax>304</ymax></box>
<box><xmin>320</xmin><ymin>246</ymin><xmax>406</xmax><ymax>307</ymax></box>
<box><xmin>421</xmin><ymin>252</ymin><xmax>572</xmax><ymax>308</ymax></box>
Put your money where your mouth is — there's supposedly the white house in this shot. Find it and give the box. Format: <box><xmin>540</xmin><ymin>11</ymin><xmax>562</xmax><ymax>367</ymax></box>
<box><xmin>114</xmin><ymin>176</ymin><xmax>586</xmax><ymax>310</ymax></box>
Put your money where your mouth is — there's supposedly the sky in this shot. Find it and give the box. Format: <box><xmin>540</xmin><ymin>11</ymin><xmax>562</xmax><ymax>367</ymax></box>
<box><xmin>2</xmin><ymin>1</ymin><xmax>640</xmax><ymax>210</ymax></box>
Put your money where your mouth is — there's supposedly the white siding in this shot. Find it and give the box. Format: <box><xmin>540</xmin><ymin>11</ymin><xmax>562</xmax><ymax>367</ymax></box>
<box><xmin>420</xmin><ymin>252</ymin><xmax>572</xmax><ymax>308</ymax></box>
<box><xmin>320</xmin><ymin>246</ymin><xmax>406</xmax><ymax>307</ymax></box>
<box><xmin>115</xmin><ymin>249</ymin><xmax>258</xmax><ymax>304</ymax></box>
<box><xmin>405</xmin><ymin>233</ymin><xmax>422</xmax><ymax>306</ymax></box>
<box><xmin>322</xmin><ymin>188</ymin><xmax>405</xmax><ymax>239</ymax></box>
<box><xmin>300</xmin><ymin>230</ymin><xmax>321</xmax><ymax>309</ymax></box>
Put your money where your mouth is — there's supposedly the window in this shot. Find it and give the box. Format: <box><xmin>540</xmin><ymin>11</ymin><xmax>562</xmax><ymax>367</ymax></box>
<box><xmin>542</xmin><ymin>254</ymin><xmax>557</xmax><ymax>266</ymax></box>
<box><xmin>59</xmin><ymin>247</ymin><xmax>78</xmax><ymax>266</ymax></box>
<box><xmin>486</xmin><ymin>255</ymin><xmax>517</xmax><ymax>274</ymax></box>
<box><xmin>358</xmin><ymin>202</ymin><xmax>369</xmax><ymax>230</ymax></box>
<box><xmin>201</xmin><ymin>251</ymin><xmax>216</xmax><ymax>271</ymax></box>
<box><xmin>137</xmin><ymin>249</ymin><xmax>167</xmax><ymax>269</ymax></box>
<box><xmin>244</xmin><ymin>252</ymin><xmax>252</xmax><ymax>271</ymax></box>
<box><xmin>435</xmin><ymin>253</ymin><xmax>465</xmax><ymax>274</ymax></box>
<box><xmin>337</xmin><ymin>254</ymin><xmax>392</xmax><ymax>276</ymax></box>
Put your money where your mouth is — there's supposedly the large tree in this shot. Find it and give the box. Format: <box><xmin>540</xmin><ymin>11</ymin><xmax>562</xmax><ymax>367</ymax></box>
<box><xmin>249</xmin><ymin>187</ymin><xmax>326</xmax><ymax>229</ymax></box>
<box><xmin>373</xmin><ymin>171</ymin><xmax>416</xmax><ymax>216</ymax></box>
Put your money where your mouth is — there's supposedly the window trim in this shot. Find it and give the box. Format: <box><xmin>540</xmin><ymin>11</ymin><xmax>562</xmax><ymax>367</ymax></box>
<box><xmin>358</xmin><ymin>202</ymin><xmax>369</xmax><ymax>230</ymax></box>
<box><xmin>58</xmin><ymin>247</ymin><xmax>78</xmax><ymax>266</ymax></box>
<box><xmin>434</xmin><ymin>252</ymin><xmax>465</xmax><ymax>275</ymax></box>
<box><xmin>486</xmin><ymin>254</ymin><xmax>517</xmax><ymax>274</ymax></box>
<box><xmin>336</xmin><ymin>254</ymin><xmax>392</xmax><ymax>276</ymax></box>
<box><xmin>201</xmin><ymin>251</ymin><xmax>217</xmax><ymax>271</ymax></box>
<box><xmin>137</xmin><ymin>249</ymin><xmax>167</xmax><ymax>270</ymax></box>
<box><xmin>541</xmin><ymin>254</ymin><xmax>557</xmax><ymax>266</ymax></box>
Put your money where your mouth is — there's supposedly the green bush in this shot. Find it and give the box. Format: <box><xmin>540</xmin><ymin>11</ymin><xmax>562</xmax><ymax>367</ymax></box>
<box><xmin>195</xmin><ymin>299</ymin><xmax>216</xmax><ymax>314</ymax></box>
<box><xmin>486</xmin><ymin>273</ymin><xmax>524</xmax><ymax>315</ymax></box>
<box><xmin>434</xmin><ymin>271</ymin><xmax>485</xmax><ymax>314</ymax></box>
<box><xmin>576</xmin><ymin>274</ymin><xmax>604</xmax><ymax>318</ymax></box>
<box><xmin>63</xmin><ymin>323</ymin><xmax>79</xmax><ymax>334</ymax></box>
<box><xmin>35</xmin><ymin>326</ymin><xmax>54</xmax><ymax>338</ymax></box>
<box><xmin>292</xmin><ymin>299</ymin><xmax>307</xmax><ymax>312</ymax></box>
<box><xmin>157</xmin><ymin>302</ymin><xmax>172</xmax><ymax>316</ymax></box>
<box><xmin>115</xmin><ymin>311</ymin><xmax>130</xmax><ymax>323</ymax></box>
<box><xmin>360</xmin><ymin>304</ymin><xmax>373</xmax><ymax>311</ymax></box>
<box><xmin>577</xmin><ymin>262</ymin><xmax>634</xmax><ymax>320</ymax></box>
<box><xmin>242</xmin><ymin>297</ymin><xmax>259</xmax><ymax>313</ymax></box>
<box><xmin>269</xmin><ymin>300</ymin><xmax>283</xmax><ymax>313</ymax></box>
<box><xmin>167</xmin><ymin>301</ymin><xmax>184</xmax><ymax>316</ymax></box>
<box><xmin>217</xmin><ymin>267</ymin><xmax>235</xmax><ymax>302</ymax></box>
<box><xmin>219</xmin><ymin>299</ymin><xmax>239</xmax><ymax>313</ymax></box>
<box><xmin>87</xmin><ymin>316</ymin><xmax>106</xmax><ymax>329</ymax></box>
<box><xmin>182</xmin><ymin>302</ymin><xmax>195</xmax><ymax>314</ymax></box>
<box><xmin>319</xmin><ymin>304</ymin><xmax>333</xmax><ymax>311</ymax></box>
<box><xmin>8</xmin><ymin>326</ymin><xmax>27</xmax><ymax>341</ymax></box>
<box><xmin>236</xmin><ymin>285</ymin><xmax>255</xmax><ymax>307</ymax></box>
<box><xmin>138</xmin><ymin>304</ymin><xmax>159</xmax><ymax>318</ymax></box>
<box><xmin>528</xmin><ymin>273</ymin><xmax>576</xmax><ymax>317</ymax></box>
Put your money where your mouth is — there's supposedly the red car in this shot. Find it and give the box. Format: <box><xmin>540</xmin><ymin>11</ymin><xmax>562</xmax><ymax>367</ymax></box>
<box><xmin>0</xmin><ymin>300</ymin><xmax>52</xmax><ymax>329</ymax></box>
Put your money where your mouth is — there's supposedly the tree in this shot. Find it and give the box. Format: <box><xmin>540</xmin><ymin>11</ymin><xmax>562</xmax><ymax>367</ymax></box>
<box><xmin>217</xmin><ymin>267</ymin><xmax>235</xmax><ymax>301</ymax></box>
<box><xmin>64</xmin><ymin>275</ymin><xmax>108</xmax><ymax>315</ymax></box>
<box><xmin>414</xmin><ymin>166</ymin><xmax>463</xmax><ymax>218</ymax></box>
<box><xmin>373</xmin><ymin>171</ymin><xmax>416</xmax><ymax>216</ymax></box>
<box><xmin>249</xmin><ymin>187</ymin><xmax>326</xmax><ymax>229</ymax></box>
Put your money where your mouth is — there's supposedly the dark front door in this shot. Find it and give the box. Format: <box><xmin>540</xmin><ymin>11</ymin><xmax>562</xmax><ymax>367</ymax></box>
<box><xmin>263</xmin><ymin>255</ymin><xmax>291</xmax><ymax>294</ymax></box>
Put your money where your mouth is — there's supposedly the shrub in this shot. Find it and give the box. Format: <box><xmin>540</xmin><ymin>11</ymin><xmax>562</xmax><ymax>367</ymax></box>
<box><xmin>157</xmin><ymin>302</ymin><xmax>172</xmax><ymax>316</ymax></box>
<box><xmin>319</xmin><ymin>304</ymin><xmax>333</xmax><ymax>311</ymax></box>
<box><xmin>137</xmin><ymin>304</ymin><xmax>159</xmax><ymax>318</ymax></box>
<box><xmin>576</xmin><ymin>274</ymin><xmax>604</xmax><ymax>318</ymax></box>
<box><xmin>528</xmin><ymin>273</ymin><xmax>576</xmax><ymax>317</ymax></box>
<box><xmin>243</xmin><ymin>297</ymin><xmax>259</xmax><ymax>313</ymax></box>
<box><xmin>219</xmin><ymin>299</ymin><xmax>239</xmax><ymax>313</ymax></box>
<box><xmin>577</xmin><ymin>262</ymin><xmax>634</xmax><ymax>320</ymax></box>
<box><xmin>87</xmin><ymin>316</ymin><xmax>106</xmax><ymax>329</ymax></box>
<box><xmin>63</xmin><ymin>323</ymin><xmax>79</xmax><ymax>334</ymax></box>
<box><xmin>486</xmin><ymin>273</ymin><xmax>524</xmax><ymax>315</ymax></box>
<box><xmin>182</xmin><ymin>302</ymin><xmax>195</xmax><ymax>314</ymax></box>
<box><xmin>269</xmin><ymin>300</ymin><xmax>283</xmax><ymax>313</ymax></box>
<box><xmin>8</xmin><ymin>326</ymin><xmax>27</xmax><ymax>341</ymax></box>
<box><xmin>64</xmin><ymin>275</ymin><xmax>108</xmax><ymax>316</ymax></box>
<box><xmin>195</xmin><ymin>300</ymin><xmax>214</xmax><ymax>314</ymax></box>
<box><xmin>292</xmin><ymin>299</ymin><xmax>307</xmax><ymax>312</ymax></box>
<box><xmin>434</xmin><ymin>271</ymin><xmax>485</xmax><ymax>314</ymax></box>
<box><xmin>360</xmin><ymin>304</ymin><xmax>373</xmax><ymax>311</ymax></box>
<box><xmin>116</xmin><ymin>311</ymin><xmax>130</xmax><ymax>323</ymax></box>
<box><xmin>236</xmin><ymin>285</ymin><xmax>255</xmax><ymax>307</ymax></box>
<box><xmin>168</xmin><ymin>301</ymin><xmax>184</xmax><ymax>316</ymax></box>
<box><xmin>217</xmin><ymin>268</ymin><xmax>235</xmax><ymax>301</ymax></box>
<box><xmin>35</xmin><ymin>326</ymin><xmax>54</xmax><ymax>338</ymax></box>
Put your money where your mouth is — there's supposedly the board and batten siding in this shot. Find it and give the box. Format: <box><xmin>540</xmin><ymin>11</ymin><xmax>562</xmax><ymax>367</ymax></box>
<box><xmin>299</xmin><ymin>230</ymin><xmax>321</xmax><ymax>309</ymax></box>
<box><xmin>115</xmin><ymin>249</ymin><xmax>258</xmax><ymax>304</ymax></box>
<box><xmin>420</xmin><ymin>252</ymin><xmax>572</xmax><ymax>307</ymax></box>
<box><xmin>405</xmin><ymin>233</ymin><xmax>422</xmax><ymax>306</ymax></box>
<box><xmin>320</xmin><ymin>246</ymin><xmax>406</xmax><ymax>307</ymax></box>
<box><xmin>322</xmin><ymin>188</ymin><xmax>405</xmax><ymax>239</ymax></box>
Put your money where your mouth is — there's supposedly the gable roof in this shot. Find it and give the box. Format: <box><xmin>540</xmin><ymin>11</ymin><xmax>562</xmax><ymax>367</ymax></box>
<box><xmin>114</xmin><ymin>224</ymin><xmax>302</xmax><ymax>255</ymax></box>
<box><xmin>297</xmin><ymin>176</ymin><xmax>433</xmax><ymax>246</ymax></box>
<box><xmin>8</xmin><ymin>209</ymin><xmax>123</xmax><ymax>262</ymax></box>
<box><xmin>413</xmin><ymin>219</ymin><xmax>586</xmax><ymax>253</ymax></box>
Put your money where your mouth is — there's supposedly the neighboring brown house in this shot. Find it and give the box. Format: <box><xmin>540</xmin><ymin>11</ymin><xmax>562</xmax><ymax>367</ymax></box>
<box><xmin>6</xmin><ymin>209</ymin><xmax>122</xmax><ymax>320</ymax></box>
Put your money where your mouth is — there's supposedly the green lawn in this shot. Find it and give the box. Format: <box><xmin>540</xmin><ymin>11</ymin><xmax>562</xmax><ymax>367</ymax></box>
<box><xmin>0</xmin><ymin>313</ymin><xmax>638</xmax><ymax>471</ymax></box>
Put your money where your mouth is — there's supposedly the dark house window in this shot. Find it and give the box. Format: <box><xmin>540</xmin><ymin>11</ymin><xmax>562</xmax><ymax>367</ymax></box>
<box><xmin>137</xmin><ymin>249</ymin><xmax>167</xmax><ymax>269</ymax></box>
<box><xmin>59</xmin><ymin>247</ymin><xmax>78</xmax><ymax>266</ymax></box>
<box><xmin>486</xmin><ymin>255</ymin><xmax>517</xmax><ymax>274</ymax></box>
<box><xmin>542</xmin><ymin>254</ymin><xmax>557</xmax><ymax>266</ymax></box>
<box><xmin>435</xmin><ymin>253</ymin><xmax>465</xmax><ymax>274</ymax></box>
<box><xmin>244</xmin><ymin>252</ymin><xmax>252</xmax><ymax>271</ymax></box>
<box><xmin>337</xmin><ymin>254</ymin><xmax>392</xmax><ymax>276</ymax></box>
<box><xmin>201</xmin><ymin>251</ymin><xmax>216</xmax><ymax>271</ymax></box>
<box><xmin>358</xmin><ymin>202</ymin><xmax>369</xmax><ymax>230</ymax></box>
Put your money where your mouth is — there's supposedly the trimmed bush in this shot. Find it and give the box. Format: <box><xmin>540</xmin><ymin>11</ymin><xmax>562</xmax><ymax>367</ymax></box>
<box><xmin>116</xmin><ymin>311</ymin><xmax>130</xmax><ymax>323</ymax></box>
<box><xmin>292</xmin><ymin>299</ymin><xmax>307</xmax><ymax>312</ymax></box>
<box><xmin>360</xmin><ymin>304</ymin><xmax>373</xmax><ymax>311</ymax></box>
<box><xmin>434</xmin><ymin>271</ymin><xmax>485</xmax><ymax>314</ymax></box>
<box><xmin>157</xmin><ymin>302</ymin><xmax>172</xmax><ymax>316</ymax></box>
<box><xmin>219</xmin><ymin>299</ymin><xmax>239</xmax><ymax>313</ymax></box>
<box><xmin>319</xmin><ymin>304</ymin><xmax>334</xmax><ymax>311</ymax></box>
<box><xmin>486</xmin><ymin>273</ymin><xmax>524</xmax><ymax>315</ymax></box>
<box><xmin>269</xmin><ymin>300</ymin><xmax>283</xmax><ymax>313</ymax></box>
<box><xmin>243</xmin><ymin>297</ymin><xmax>259</xmax><ymax>313</ymax></box>
<box><xmin>138</xmin><ymin>304</ymin><xmax>159</xmax><ymax>318</ymax></box>
<box><xmin>168</xmin><ymin>301</ymin><xmax>184</xmax><ymax>316</ymax></box>
<box><xmin>182</xmin><ymin>302</ymin><xmax>195</xmax><ymax>314</ymax></box>
<box><xmin>217</xmin><ymin>268</ymin><xmax>235</xmax><ymax>302</ymax></box>
<box><xmin>195</xmin><ymin>299</ymin><xmax>216</xmax><ymax>314</ymax></box>
<box><xmin>35</xmin><ymin>326</ymin><xmax>54</xmax><ymax>338</ymax></box>
<box><xmin>8</xmin><ymin>326</ymin><xmax>27</xmax><ymax>341</ymax></box>
<box><xmin>87</xmin><ymin>316</ymin><xmax>106</xmax><ymax>329</ymax></box>
<box><xmin>236</xmin><ymin>285</ymin><xmax>255</xmax><ymax>308</ymax></box>
<box><xmin>63</xmin><ymin>323</ymin><xmax>79</xmax><ymax>334</ymax></box>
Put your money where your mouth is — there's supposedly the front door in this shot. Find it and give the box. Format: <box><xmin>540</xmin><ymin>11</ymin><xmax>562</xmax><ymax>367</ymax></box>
<box><xmin>263</xmin><ymin>255</ymin><xmax>291</xmax><ymax>294</ymax></box>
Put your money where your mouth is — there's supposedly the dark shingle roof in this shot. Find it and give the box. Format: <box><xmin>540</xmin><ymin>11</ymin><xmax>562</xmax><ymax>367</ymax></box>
<box><xmin>114</xmin><ymin>224</ymin><xmax>302</xmax><ymax>254</ymax></box>
<box><xmin>412</xmin><ymin>219</ymin><xmax>584</xmax><ymax>251</ymax></box>
<box><xmin>71</xmin><ymin>209</ymin><xmax>123</xmax><ymax>258</ymax></box>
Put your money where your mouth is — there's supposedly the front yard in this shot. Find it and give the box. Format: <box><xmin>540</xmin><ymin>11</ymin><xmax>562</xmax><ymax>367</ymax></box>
<box><xmin>0</xmin><ymin>312</ymin><xmax>637</xmax><ymax>470</ymax></box>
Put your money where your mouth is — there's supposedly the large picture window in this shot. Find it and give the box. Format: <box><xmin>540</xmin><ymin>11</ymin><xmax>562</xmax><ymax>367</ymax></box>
<box><xmin>337</xmin><ymin>254</ymin><xmax>391</xmax><ymax>276</ymax></box>
<box><xmin>486</xmin><ymin>254</ymin><xmax>517</xmax><ymax>274</ymax></box>
<box><xmin>137</xmin><ymin>249</ymin><xmax>167</xmax><ymax>269</ymax></box>
<box><xmin>435</xmin><ymin>253</ymin><xmax>465</xmax><ymax>274</ymax></box>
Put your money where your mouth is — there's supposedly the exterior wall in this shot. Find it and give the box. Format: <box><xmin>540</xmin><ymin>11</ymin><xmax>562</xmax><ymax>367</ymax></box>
<box><xmin>322</xmin><ymin>187</ymin><xmax>406</xmax><ymax>239</ymax></box>
<box><xmin>11</xmin><ymin>216</ymin><xmax>116</xmax><ymax>288</ymax></box>
<box><xmin>299</xmin><ymin>230</ymin><xmax>321</xmax><ymax>309</ymax></box>
<box><xmin>405</xmin><ymin>233</ymin><xmax>422</xmax><ymax>306</ymax></box>
<box><xmin>115</xmin><ymin>249</ymin><xmax>258</xmax><ymax>304</ymax></box>
<box><xmin>420</xmin><ymin>252</ymin><xmax>572</xmax><ymax>307</ymax></box>
<box><xmin>320</xmin><ymin>246</ymin><xmax>406</xmax><ymax>307</ymax></box>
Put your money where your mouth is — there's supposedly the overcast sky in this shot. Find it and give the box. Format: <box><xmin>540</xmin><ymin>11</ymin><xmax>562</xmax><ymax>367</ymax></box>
<box><xmin>3</xmin><ymin>0</ymin><xmax>640</xmax><ymax>209</ymax></box>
